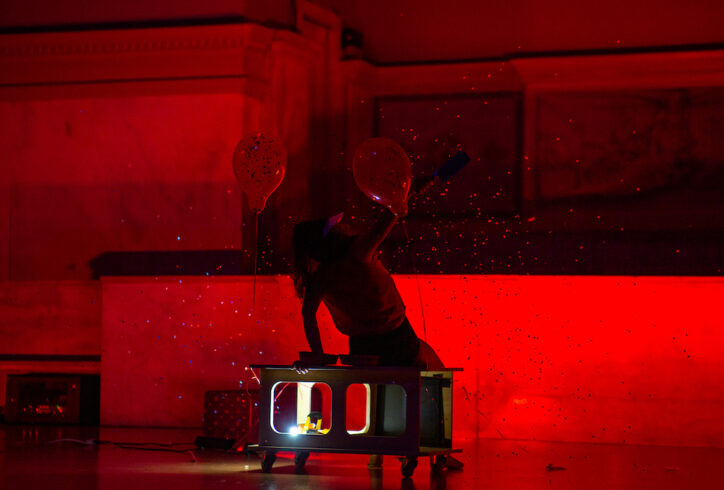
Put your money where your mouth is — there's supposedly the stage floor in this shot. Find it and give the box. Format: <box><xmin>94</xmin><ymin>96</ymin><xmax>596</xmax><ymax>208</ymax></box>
<box><xmin>1</xmin><ymin>425</ymin><xmax>722</xmax><ymax>489</ymax></box>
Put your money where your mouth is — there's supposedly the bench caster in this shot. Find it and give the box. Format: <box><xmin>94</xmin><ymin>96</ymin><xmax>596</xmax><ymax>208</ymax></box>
<box><xmin>400</xmin><ymin>456</ymin><xmax>418</xmax><ymax>478</ymax></box>
<box><xmin>261</xmin><ymin>451</ymin><xmax>276</xmax><ymax>473</ymax></box>
<box><xmin>430</xmin><ymin>454</ymin><xmax>448</xmax><ymax>473</ymax></box>
<box><xmin>294</xmin><ymin>451</ymin><xmax>310</xmax><ymax>472</ymax></box>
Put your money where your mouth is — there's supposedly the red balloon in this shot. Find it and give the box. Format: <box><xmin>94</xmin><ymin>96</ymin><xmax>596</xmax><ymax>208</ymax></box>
<box><xmin>352</xmin><ymin>138</ymin><xmax>412</xmax><ymax>216</ymax></box>
<box><xmin>232</xmin><ymin>133</ymin><xmax>287</xmax><ymax>213</ymax></box>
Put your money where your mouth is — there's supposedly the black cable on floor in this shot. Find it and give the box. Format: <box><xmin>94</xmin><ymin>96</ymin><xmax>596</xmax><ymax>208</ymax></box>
<box><xmin>48</xmin><ymin>438</ymin><xmax>200</xmax><ymax>454</ymax></box>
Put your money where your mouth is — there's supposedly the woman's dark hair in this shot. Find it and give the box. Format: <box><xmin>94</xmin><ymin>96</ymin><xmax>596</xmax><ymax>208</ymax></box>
<box><xmin>292</xmin><ymin>219</ymin><xmax>354</xmax><ymax>298</ymax></box>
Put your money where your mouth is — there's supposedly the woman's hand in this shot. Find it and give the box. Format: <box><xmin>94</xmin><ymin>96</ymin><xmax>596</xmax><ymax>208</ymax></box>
<box><xmin>293</xmin><ymin>352</ymin><xmax>337</xmax><ymax>374</ymax></box>
<box><xmin>411</xmin><ymin>175</ymin><xmax>439</xmax><ymax>197</ymax></box>
<box><xmin>292</xmin><ymin>359</ymin><xmax>313</xmax><ymax>375</ymax></box>
<box><xmin>387</xmin><ymin>200</ymin><xmax>408</xmax><ymax>218</ymax></box>
<box><xmin>391</xmin><ymin>175</ymin><xmax>438</xmax><ymax>217</ymax></box>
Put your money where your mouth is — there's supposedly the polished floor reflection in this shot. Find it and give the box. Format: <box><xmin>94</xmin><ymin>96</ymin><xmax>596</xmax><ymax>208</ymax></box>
<box><xmin>1</xmin><ymin>425</ymin><xmax>722</xmax><ymax>490</ymax></box>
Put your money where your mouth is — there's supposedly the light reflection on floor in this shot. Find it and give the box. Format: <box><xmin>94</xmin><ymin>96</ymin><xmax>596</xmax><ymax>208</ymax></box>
<box><xmin>1</xmin><ymin>425</ymin><xmax>722</xmax><ymax>490</ymax></box>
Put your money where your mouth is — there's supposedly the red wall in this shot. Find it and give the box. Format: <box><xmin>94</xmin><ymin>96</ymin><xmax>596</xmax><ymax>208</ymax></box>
<box><xmin>1</xmin><ymin>94</ymin><xmax>248</xmax><ymax>280</ymax></box>
<box><xmin>0</xmin><ymin>281</ymin><xmax>101</xmax><ymax>406</ymax></box>
<box><xmin>101</xmin><ymin>274</ymin><xmax>724</xmax><ymax>447</ymax></box>
<box><xmin>0</xmin><ymin>281</ymin><xmax>100</xmax><ymax>355</ymax></box>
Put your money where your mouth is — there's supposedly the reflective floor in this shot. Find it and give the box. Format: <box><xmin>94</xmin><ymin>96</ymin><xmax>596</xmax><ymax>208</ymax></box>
<box><xmin>1</xmin><ymin>425</ymin><xmax>723</xmax><ymax>490</ymax></box>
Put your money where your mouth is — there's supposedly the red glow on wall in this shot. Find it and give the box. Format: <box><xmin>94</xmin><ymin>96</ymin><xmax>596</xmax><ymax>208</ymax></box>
<box><xmin>99</xmin><ymin>274</ymin><xmax>724</xmax><ymax>447</ymax></box>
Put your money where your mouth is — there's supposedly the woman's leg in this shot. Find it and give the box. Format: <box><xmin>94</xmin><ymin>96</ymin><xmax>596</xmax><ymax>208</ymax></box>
<box><xmin>415</xmin><ymin>340</ymin><xmax>464</xmax><ymax>469</ymax></box>
<box><xmin>414</xmin><ymin>339</ymin><xmax>445</xmax><ymax>369</ymax></box>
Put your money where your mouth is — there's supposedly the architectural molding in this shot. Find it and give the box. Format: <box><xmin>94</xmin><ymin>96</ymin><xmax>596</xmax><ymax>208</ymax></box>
<box><xmin>340</xmin><ymin>49</ymin><xmax>724</xmax><ymax>100</ymax></box>
<box><xmin>0</xmin><ymin>23</ymin><xmax>302</xmax><ymax>99</ymax></box>
<box><xmin>0</xmin><ymin>28</ymin><xmax>264</xmax><ymax>58</ymax></box>
<box><xmin>511</xmin><ymin>49</ymin><xmax>724</xmax><ymax>91</ymax></box>
<box><xmin>4</xmin><ymin>15</ymin><xmax>721</xmax><ymax>97</ymax></box>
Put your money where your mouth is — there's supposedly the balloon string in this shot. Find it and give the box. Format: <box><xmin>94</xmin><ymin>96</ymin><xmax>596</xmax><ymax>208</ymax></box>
<box><xmin>252</xmin><ymin>211</ymin><xmax>259</xmax><ymax>308</ymax></box>
<box><xmin>402</xmin><ymin>221</ymin><xmax>427</xmax><ymax>343</ymax></box>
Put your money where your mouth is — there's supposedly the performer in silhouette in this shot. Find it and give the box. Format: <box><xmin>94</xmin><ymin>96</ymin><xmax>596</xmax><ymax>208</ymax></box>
<box><xmin>291</xmin><ymin>178</ymin><xmax>463</xmax><ymax>470</ymax></box>
<box><xmin>291</xmin><ymin>180</ymin><xmax>443</xmax><ymax>372</ymax></box>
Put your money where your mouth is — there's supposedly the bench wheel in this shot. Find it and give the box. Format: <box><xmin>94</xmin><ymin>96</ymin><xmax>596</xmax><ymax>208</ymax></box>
<box><xmin>400</xmin><ymin>456</ymin><xmax>418</xmax><ymax>478</ymax></box>
<box><xmin>261</xmin><ymin>451</ymin><xmax>276</xmax><ymax>473</ymax></box>
<box><xmin>294</xmin><ymin>451</ymin><xmax>310</xmax><ymax>471</ymax></box>
<box><xmin>430</xmin><ymin>454</ymin><xmax>447</xmax><ymax>473</ymax></box>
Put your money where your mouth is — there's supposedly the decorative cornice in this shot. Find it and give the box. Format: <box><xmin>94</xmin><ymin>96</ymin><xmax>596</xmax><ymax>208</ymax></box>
<box><xmin>510</xmin><ymin>49</ymin><xmax>724</xmax><ymax>91</ymax></box>
<box><xmin>341</xmin><ymin>48</ymin><xmax>724</xmax><ymax>98</ymax></box>
<box><xmin>5</xmin><ymin>15</ymin><xmax>721</xmax><ymax>97</ymax></box>
<box><xmin>0</xmin><ymin>34</ymin><xmax>250</xmax><ymax>58</ymax></box>
<box><xmin>0</xmin><ymin>23</ymin><xmax>277</xmax><ymax>57</ymax></box>
<box><xmin>0</xmin><ymin>24</ymin><xmax>291</xmax><ymax>91</ymax></box>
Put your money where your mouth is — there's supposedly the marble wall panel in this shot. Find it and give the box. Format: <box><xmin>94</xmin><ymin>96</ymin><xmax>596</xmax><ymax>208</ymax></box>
<box><xmin>535</xmin><ymin>88</ymin><xmax>724</xmax><ymax>205</ymax></box>
<box><xmin>1</xmin><ymin>94</ymin><xmax>249</xmax><ymax>280</ymax></box>
<box><xmin>377</xmin><ymin>94</ymin><xmax>520</xmax><ymax>216</ymax></box>
<box><xmin>0</xmin><ymin>280</ymin><xmax>101</xmax><ymax>355</ymax></box>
